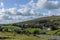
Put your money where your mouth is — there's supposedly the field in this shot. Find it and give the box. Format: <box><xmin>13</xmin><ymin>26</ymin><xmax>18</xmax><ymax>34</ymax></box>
<box><xmin>0</xmin><ymin>32</ymin><xmax>49</xmax><ymax>40</ymax></box>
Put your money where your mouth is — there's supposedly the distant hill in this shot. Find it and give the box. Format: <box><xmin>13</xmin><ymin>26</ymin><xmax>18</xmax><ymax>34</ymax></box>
<box><xmin>0</xmin><ymin>15</ymin><xmax>60</xmax><ymax>26</ymax></box>
<box><xmin>14</xmin><ymin>15</ymin><xmax>60</xmax><ymax>25</ymax></box>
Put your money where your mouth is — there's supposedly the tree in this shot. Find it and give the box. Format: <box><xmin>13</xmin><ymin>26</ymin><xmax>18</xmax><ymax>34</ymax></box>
<box><xmin>39</xmin><ymin>20</ymin><xmax>50</xmax><ymax>23</ymax></box>
<box><xmin>13</xmin><ymin>28</ymin><xmax>21</xmax><ymax>34</ymax></box>
<box><xmin>0</xmin><ymin>26</ymin><xmax>2</xmax><ymax>31</ymax></box>
<box><xmin>4</xmin><ymin>28</ymin><xmax>8</xmax><ymax>32</ymax></box>
<box><xmin>33</xmin><ymin>30</ymin><xmax>40</xmax><ymax>35</ymax></box>
<box><xmin>50</xmin><ymin>25</ymin><xmax>58</xmax><ymax>30</ymax></box>
<box><xmin>22</xmin><ymin>30</ymin><xmax>31</xmax><ymax>35</ymax></box>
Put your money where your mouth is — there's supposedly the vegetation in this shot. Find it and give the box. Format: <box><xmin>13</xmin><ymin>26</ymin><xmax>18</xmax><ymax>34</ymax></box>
<box><xmin>0</xmin><ymin>16</ymin><xmax>60</xmax><ymax>40</ymax></box>
<box><xmin>0</xmin><ymin>32</ymin><xmax>50</xmax><ymax>40</ymax></box>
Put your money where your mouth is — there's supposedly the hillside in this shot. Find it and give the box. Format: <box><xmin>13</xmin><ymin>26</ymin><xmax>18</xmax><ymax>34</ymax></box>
<box><xmin>0</xmin><ymin>15</ymin><xmax>60</xmax><ymax>25</ymax></box>
<box><xmin>0</xmin><ymin>16</ymin><xmax>60</xmax><ymax>40</ymax></box>
<box><xmin>14</xmin><ymin>15</ymin><xmax>60</xmax><ymax>25</ymax></box>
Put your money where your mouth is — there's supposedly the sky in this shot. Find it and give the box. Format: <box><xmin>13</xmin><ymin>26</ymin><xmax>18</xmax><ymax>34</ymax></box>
<box><xmin>0</xmin><ymin>0</ymin><xmax>60</xmax><ymax>24</ymax></box>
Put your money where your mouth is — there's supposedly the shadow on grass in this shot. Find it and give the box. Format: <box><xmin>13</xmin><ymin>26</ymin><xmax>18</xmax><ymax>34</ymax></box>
<box><xmin>0</xmin><ymin>36</ymin><xmax>12</xmax><ymax>39</ymax></box>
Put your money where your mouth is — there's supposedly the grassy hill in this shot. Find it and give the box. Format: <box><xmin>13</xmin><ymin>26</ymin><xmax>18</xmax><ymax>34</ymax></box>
<box><xmin>0</xmin><ymin>16</ymin><xmax>60</xmax><ymax>40</ymax></box>
<box><xmin>13</xmin><ymin>15</ymin><xmax>60</xmax><ymax>25</ymax></box>
<box><xmin>1</xmin><ymin>15</ymin><xmax>60</xmax><ymax>25</ymax></box>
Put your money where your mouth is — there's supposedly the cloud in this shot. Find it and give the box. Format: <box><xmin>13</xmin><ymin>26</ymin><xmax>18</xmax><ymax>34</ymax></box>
<box><xmin>29</xmin><ymin>9</ymin><xmax>35</xmax><ymax>15</ymax></box>
<box><xmin>36</xmin><ymin>0</ymin><xmax>47</xmax><ymax>8</ymax></box>
<box><xmin>44</xmin><ymin>1</ymin><xmax>60</xmax><ymax>10</ymax></box>
<box><xmin>18</xmin><ymin>6</ymin><xmax>29</xmax><ymax>14</ymax></box>
<box><xmin>0</xmin><ymin>2</ymin><xmax>4</xmax><ymax>6</ymax></box>
<box><xmin>7</xmin><ymin>7</ymin><xmax>17</xmax><ymax>15</ymax></box>
<box><xmin>19</xmin><ymin>0</ymin><xmax>47</xmax><ymax>15</ymax></box>
<box><xmin>43</xmin><ymin>0</ymin><xmax>60</xmax><ymax>17</ymax></box>
<box><xmin>0</xmin><ymin>7</ymin><xmax>40</xmax><ymax>24</ymax></box>
<box><xmin>0</xmin><ymin>0</ymin><xmax>60</xmax><ymax>24</ymax></box>
<box><xmin>0</xmin><ymin>2</ymin><xmax>4</xmax><ymax>8</ymax></box>
<box><xmin>56</xmin><ymin>8</ymin><xmax>60</xmax><ymax>15</ymax></box>
<box><xmin>0</xmin><ymin>0</ymin><xmax>47</xmax><ymax>24</ymax></box>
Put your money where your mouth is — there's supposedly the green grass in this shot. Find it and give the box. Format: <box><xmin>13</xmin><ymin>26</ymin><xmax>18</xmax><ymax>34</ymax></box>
<box><xmin>2</xmin><ymin>26</ymin><xmax>19</xmax><ymax>29</ymax></box>
<box><xmin>0</xmin><ymin>16</ymin><xmax>60</xmax><ymax>40</ymax></box>
<box><xmin>56</xmin><ymin>31</ymin><xmax>60</xmax><ymax>35</ymax></box>
<box><xmin>24</xmin><ymin>28</ymin><xmax>41</xmax><ymax>33</ymax></box>
<box><xmin>1</xmin><ymin>26</ymin><xmax>20</xmax><ymax>32</ymax></box>
<box><xmin>46</xmin><ymin>30</ymin><xmax>59</xmax><ymax>35</ymax></box>
<box><xmin>0</xmin><ymin>32</ymin><xmax>49</xmax><ymax>40</ymax></box>
<box><xmin>55</xmin><ymin>29</ymin><xmax>60</xmax><ymax>35</ymax></box>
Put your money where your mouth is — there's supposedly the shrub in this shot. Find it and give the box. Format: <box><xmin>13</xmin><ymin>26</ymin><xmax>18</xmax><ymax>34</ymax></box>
<box><xmin>33</xmin><ymin>30</ymin><xmax>40</xmax><ymax>35</ymax></box>
<box><xmin>0</xmin><ymin>26</ymin><xmax>2</xmax><ymax>31</ymax></box>
<box><xmin>13</xmin><ymin>28</ymin><xmax>21</xmax><ymax>34</ymax></box>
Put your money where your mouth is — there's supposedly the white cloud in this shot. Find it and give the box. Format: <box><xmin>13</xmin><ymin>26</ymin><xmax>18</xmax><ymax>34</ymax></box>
<box><xmin>18</xmin><ymin>0</ymin><xmax>47</xmax><ymax>15</ymax></box>
<box><xmin>29</xmin><ymin>9</ymin><xmax>35</xmax><ymax>15</ymax></box>
<box><xmin>0</xmin><ymin>2</ymin><xmax>4</xmax><ymax>7</ymax></box>
<box><xmin>56</xmin><ymin>8</ymin><xmax>60</xmax><ymax>15</ymax></box>
<box><xmin>48</xmin><ymin>11</ymin><xmax>52</xmax><ymax>16</ymax></box>
<box><xmin>48</xmin><ymin>1</ymin><xmax>59</xmax><ymax>6</ymax></box>
<box><xmin>44</xmin><ymin>1</ymin><xmax>60</xmax><ymax>10</ymax></box>
<box><xmin>7</xmin><ymin>7</ymin><xmax>17</xmax><ymax>14</ymax></box>
<box><xmin>0</xmin><ymin>0</ymin><xmax>60</xmax><ymax>24</ymax></box>
<box><xmin>56</xmin><ymin>13</ymin><xmax>60</xmax><ymax>15</ymax></box>
<box><xmin>18</xmin><ymin>6</ymin><xmax>29</xmax><ymax>14</ymax></box>
<box><xmin>0</xmin><ymin>2</ymin><xmax>4</xmax><ymax>6</ymax></box>
<box><xmin>43</xmin><ymin>13</ymin><xmax>47</xmax><ymax>16</ymax></box>
<box><xmin>36</xmin><ymin>0</ymin><xmax>47</xmax><ymax>8</ymax></box>
<box><xmin>0</xmin><ymin>8</ymin><xmax>6</xmax><ymax>19</ymax></box>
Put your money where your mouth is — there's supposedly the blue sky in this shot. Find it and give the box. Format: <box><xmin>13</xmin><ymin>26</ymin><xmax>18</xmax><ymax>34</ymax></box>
<box><xmin>0</xmin><ymin>0</ymin><xmax>30</xmax><ymax>8</ymax></box>
<box><xmin>0</xmin><ymin>0</ymin><xmax>60</xmax><ymax>24</ymax></box>
<box><xmin>0</xmin><ymin>0</ymin><xmax>60</xmax><ymax>8</ymax></box>
<box><xmin>0</xmin><ymin>0</ymin><xmax>38</xmax><ymax>8</ymax></box>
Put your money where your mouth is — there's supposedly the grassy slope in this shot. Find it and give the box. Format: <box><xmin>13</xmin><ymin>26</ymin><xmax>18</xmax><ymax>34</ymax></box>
<box><xmin>16</xmin><ymin>16</ymin><xmax>60</xmax><ymax>35</ymax></box>
<box><xmin>1</xmin><ymin>16</ymin><xmax>60</xmax><ymax>25</ymax></box>
<box><xmin>0</xmin><ymin>16</ymin><xmax>60</xmax><ymax>40</ymax></box>
<box><xmin>16</xmin><ymin>16</ymin><xmax>60</xmax><ymax>25</ymax></box>
<box><xmin>0</xmin><ymin>32</ymin><xmax>49</xmax><ymax>40</ymax></box>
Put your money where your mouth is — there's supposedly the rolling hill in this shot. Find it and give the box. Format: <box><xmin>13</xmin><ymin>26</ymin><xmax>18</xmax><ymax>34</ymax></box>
<box><xmin>13</xmin><ymin>15</ymin><xmax>60</xmax><ymax>25</ymax></box>
<box><xmin>0</xmin><ymin>16</ymin><xmax>60</xmax><ymax>40</ymax></box>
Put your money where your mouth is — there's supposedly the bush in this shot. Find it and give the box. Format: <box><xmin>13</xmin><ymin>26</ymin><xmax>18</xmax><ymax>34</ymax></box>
<box><xmin>13</xmin><ymin>28</ymin><xmax>21</xmax><ymax>34</ymax></box>
<box><xmin>33</xmin><ymin>30</ymin><xmax>40</xmax><ymax>35</ymax></box>
<box><xmin>3</xmin><ymin>28</ymin><xmax>8</xmax><ymax>32</ymax></box>
<box><xmin>22</xmin><ymin>30</ymin><xmax>31</xmax><ymax>35</ymax></box>
<box><xmin>0</xmin><ymin>26</ymin><xmax>2</xmax><ymax>31</ymax></box>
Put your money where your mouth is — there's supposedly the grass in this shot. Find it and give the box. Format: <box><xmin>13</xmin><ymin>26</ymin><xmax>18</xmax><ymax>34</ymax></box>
<box><xmin>24</xmin><ymin>28</ymin><xmax>41</xmax><ymax>33</ymax></box>
<box><xmin>46</xmin><ymin>30</ymin><xmax>59</xmax><ymax>35</ymax></box>
<box><xmin>1</xmin><ymin>26</ymin><xmax>20</xmax><ymax>32</ymax></box>
<box><xmin>56</xmin><ymin>31</ymin><xmax>60</xmax><ymax>35</ymax></box>
<box><xmin>2</xmin><ymin>26</ymin><xmax>19</xmax><ymax>29</ymax></box>
<box><xmin>0</xmin><ymin>32</ymin><xmax>49</xmax><ymax>40</ymax></box>
<box><xmin>55</xmin><ymin>29</ymin><xmax>60</xmax><ymax>35</ymax></box>
<box><xmin>0</xmin><ymin>16</ymin><xmax>60</xmax><ymax>40</ymax></box>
